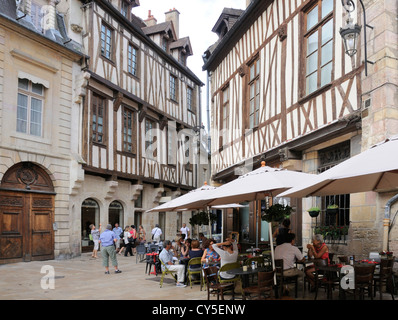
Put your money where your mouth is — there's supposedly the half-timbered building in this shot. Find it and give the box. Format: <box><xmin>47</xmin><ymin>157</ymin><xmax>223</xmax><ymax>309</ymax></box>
<box><xmin>203</xmin><ymin>0</ymin><xmax>398</xmax><ymax>255</ymax></box>
<box><xmin>66</xmin><ymin>0</ymin><xmax>204</xmax><ymax>253</ymax></box>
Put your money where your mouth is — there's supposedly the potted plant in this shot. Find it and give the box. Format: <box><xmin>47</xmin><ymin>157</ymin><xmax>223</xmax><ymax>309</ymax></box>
<box><xmin>261</xmin><ymin>203</ymin><xmax>294</xmax><ymax>223</ymax></box>
<box><xmin>326</xmin><ymin>204</ymin><xmax>339</xmax><ymax>214</ymax></box>
<box><xmin>307</xmin><ymin>207</ymin><xmax>320</xmax><ymax>218</ymax></box>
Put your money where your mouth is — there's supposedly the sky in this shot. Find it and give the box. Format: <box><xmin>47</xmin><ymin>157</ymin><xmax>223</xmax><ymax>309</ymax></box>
<box><xmin>132</xmin><ymin>0</ymin><xmax>247</xmax><ymax>131</ymax></box>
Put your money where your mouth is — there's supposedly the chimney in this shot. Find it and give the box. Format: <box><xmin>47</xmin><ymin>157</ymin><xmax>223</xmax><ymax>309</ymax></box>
<box><xmin>165</xmin><ymin>8</ymin><xmax>180</xmax><ymax>39</ymax></box>
<box><xmin>144</xmin><ymin>10</ymin><xmax>157</xmax><ymax>27</ymax></box>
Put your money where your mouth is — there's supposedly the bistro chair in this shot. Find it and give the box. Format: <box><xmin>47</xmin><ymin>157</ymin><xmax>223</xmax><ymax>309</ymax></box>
<box><xmin>274</xmin><ymin>259</ymin><xmax>299</xmax><ymax>298</ymax></box>
<box><xmin>313</xmin><ymin>258</ymin><xmax>339</xmax><ymax>300</ymax></box>
<box><xmin>158</xmin><ymin>258</ymin><xmax>178</xmax><ymax>288</ymax></box>
<box><xmin>242</xmin><ymin>270</ymin><xmax>275</xmax><ymax>300</ymax></box>
<box><xmin>353</xmin><ymin>264</ymin><xmax>376</xmax><ymax>300</ymax></box>
<box><xmin>187</xmin><ymin>257</ymin><xmax>203</xmax><ymax>289</ymax></box>
<box><xmin>203</xmin><ymin>266</ymin><xmax>235</xmax><ymax>300</ymax></box>
<box><xmin>149</xmin><ymin>244</ymin><xmax>159</xmax><ymax>253</ymax></box>
<box><xmin>373</xmin><ymin>258</ymin><xmax>395</xmax><ymax>300</ymax></box>
<box><xmin>145</xmin><ymin>253</ymin><xmax>158</xmax><ymax>275</ymax></box>
<box><xmin>135</xmin><ymin>244</ymin><xmax>147</xmax><ymax>264</ymax></box>
<box><xmin>218</xmin><ymin>262</ymin><xmax>240</xmax><ymax>286</ymax></box>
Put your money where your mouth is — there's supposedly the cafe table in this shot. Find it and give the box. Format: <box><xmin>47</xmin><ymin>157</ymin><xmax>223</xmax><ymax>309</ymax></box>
<box><xmin>226</xmin><ymin>266</ymin><xmax>269</xmax><ymax>288</ymax></box>
<box><xmin>295</xmin><ymin>258</ymin><xmax>315</xmax><ymax>298</ymax></box>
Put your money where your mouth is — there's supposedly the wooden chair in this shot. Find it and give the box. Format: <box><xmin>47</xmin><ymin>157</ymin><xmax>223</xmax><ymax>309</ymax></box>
<box><xmin>373</xmin><ymin>258</ymin><xmax>395</xmax><ymax>300</ymax></box>
<box><xmin>203</xmin><ymin>266</ymin><xmax>235</xmax><ymax>300</ymax></box>
<box><xmin>218</xmin><ymin>262</ymin><xmax>240</xmax><ymax>285</ymax></box>
<box><xmin>159</xmin><ymin>258</ymin><xmax>178</xmax><ymax>288</ymax></box>
<box><xmin>242</xmin><ymin>270</ymin><xmax>275</xmax><ymax>300</ymax></box>
<box><xmin>274</xmin><ymin>259</ymin><xmax>299</xmax><ymax>298</ymax></box>
<box><xmin>354</xmin><ymin>264</ymin><xmax>376</xmax><ymax>300</ymax></box>
<box><xmin>313</xmin><ymin>258</ymin><xmax>339</xmax><ymax>300</ymax></box>
<box><xmin>187</xmin><ymin>257</ymin><xmax>203</xmax><ymax>289</ymax></box>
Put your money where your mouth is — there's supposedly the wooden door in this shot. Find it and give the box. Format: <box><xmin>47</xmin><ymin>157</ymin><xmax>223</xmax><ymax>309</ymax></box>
<box><xmin>0</xmin><ymin>162</ymin><xmax>55</xmax><ymax>264</ymax></box>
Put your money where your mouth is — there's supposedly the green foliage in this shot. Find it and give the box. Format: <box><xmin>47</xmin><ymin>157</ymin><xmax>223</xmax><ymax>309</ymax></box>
<box><xmin>314</xmin><ymin>225</ymin><xmax>349</xmax><ymax>239</ymax></box>
<box><xmin>327</xmin><ymin>204</ymin><xmax>339</xmax><ymax>209</ymax></box>
<box><xmin>189</xmin><ymin>210</ymin><xmax>217</xmax><ymax>227</ymax></box>
<box><xmin>308</xmin><ymin>207</ymin><xmax>320</xmax><ymax>212</ymax></box>
<box><xmin>261</xmin><ymin>204</ymin><xmax>294</xmax><ymax>223</ymax></box>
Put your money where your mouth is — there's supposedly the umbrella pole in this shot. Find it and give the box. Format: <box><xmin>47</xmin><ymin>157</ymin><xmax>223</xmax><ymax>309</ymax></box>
<box><xmin>207</xmin><ymin>206</ymin><xmax>212</xmax><ymax>239</ymax></box>
<box><xmin>267</xmin><ymin>196</ymin><xmax>276</xmax><ymax>285</ymax></box>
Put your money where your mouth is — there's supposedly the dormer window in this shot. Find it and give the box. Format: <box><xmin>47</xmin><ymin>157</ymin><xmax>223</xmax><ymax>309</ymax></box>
<box><xmin>162</xmin><ymin>37</ymin><xmax>168</xmax><ymax>52</ymax></box>
<box><xmin>121</xmin><ymin>1</ymin><xmax>130</xmax><ymax>19</ymax></box>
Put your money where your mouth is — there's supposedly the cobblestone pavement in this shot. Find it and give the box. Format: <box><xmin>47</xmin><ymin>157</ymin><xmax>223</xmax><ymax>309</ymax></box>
<box><xmin>0</xmin><ymin>252</ymin><xmax>395</xmax><ymax>301</ymax></box>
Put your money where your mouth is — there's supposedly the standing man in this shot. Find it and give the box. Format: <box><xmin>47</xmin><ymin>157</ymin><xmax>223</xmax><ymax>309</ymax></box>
<box><xmin>113</xmin><ymin>223</ymin><xmax>123</xmax><ymax>253</ymax></box>
<box><xmin>99</xmin><ymin>224</ymin><xmax>122</xmax><ymax>274</ymax></box>
<box><xmin>180</xmin><ymin>223</ymin><xmax>190</xmax><ymax>240</ymax></box>
<box><xmin>159</xmin><ymin>240</ymin><xmax>186</xmax><ymax>287</ymax></box>
<box><xmin>151</xmin><ymin>224</ymin><xmax>162</xmax><ymax>244</ymax></box>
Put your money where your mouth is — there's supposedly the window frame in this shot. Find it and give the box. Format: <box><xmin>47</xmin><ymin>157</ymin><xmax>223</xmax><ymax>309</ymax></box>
<box><xmin>101</xmin><ymin>22</ymin><xmax>114</xmax><ymax>61</ymax></box>
<box><xmin>302</xmin><ymin>0</ymin><xmax>335</xmax><ymax>97</ymax></box>
<box><xmin>120</xmin><ymin>0</ymin><xmax>130</xmax><ymax>19</ymax></box>
<box><xmin>144</xmin><ymin>118</ymin><xmax>157</xmax><ymax>159</ymax></box>
<box><xmin>91</xmin><ymin>93</ymin><xmax>107</xmax><ymax>145</ymax></box>
<box><xmin>17</xmin><ymin>78</ymin><xmax>44</xmax><ymax>137</ymax></box>
<box><xmin>248</xmin><ymin>58</ymin><xmax>260</xmax><ymax>129</ymax></box>
<box><xmin>169</xmin><ymin>74</ymin><xmax>178</xmax><ymax>102</ymax></box>
<box><xmin>122</xmin><ymin>106</ymin><xmax>137</xmax><ymax>155</ymax></box>
<box><xmin>127</xmin><ymin>43</ymin><xmax>139</xmax><ymax>77</ymax></box>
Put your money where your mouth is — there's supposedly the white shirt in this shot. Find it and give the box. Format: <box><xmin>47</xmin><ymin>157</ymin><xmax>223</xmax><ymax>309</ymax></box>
<box><xmin>152</xmin><ymin>227</ymin><xmax>162</xmax><ymax>238</ymax></box>
<box><xmin>180</xmin><ymin>226</ymin><xmax>189</xmax><ymax>238</ymax></box>
<box><xmin>274</xmin><ymin>243</ymin><xmax>303</xmax><ymax>270</ymax></box>
<box><xmin>213</xmin><ymin>241</ymin><xmax>239</xmax><ymax>279</ymax></box>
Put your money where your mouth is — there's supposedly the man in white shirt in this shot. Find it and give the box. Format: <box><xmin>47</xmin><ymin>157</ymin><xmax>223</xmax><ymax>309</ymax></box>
<box><xmin>180</xmin><ymin>223</ymin><xmax>190</xmax><ymax>239</ymax></box>
<box><xmin>275</xmin><ymin>233</ymin><xmax>305</xmax><ymax>277</ymax></box>
<box><xmin>151</xmin><ymin>224</ymin><xmax>162</xmax><ymax>243</ymax></box>
<box><xmin>275</xmin><ymin>233</ymin><xmax>305</xmax><ymax>296</ymax></box>
<box><xmin>159</xmin><ymin>240</ymin><xmax>186</xmax><ymax>287</ymax></box>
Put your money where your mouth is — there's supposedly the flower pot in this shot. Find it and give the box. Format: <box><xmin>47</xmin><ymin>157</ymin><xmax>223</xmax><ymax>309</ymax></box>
<box><xmin>326</xmin><ymin>208</ymin><xmax>338</xmax><ymax>215</ymax></box>
<box><xmin>308</xmin><ymin>210</ymin><xmax>320</xmax><ymax>218</ymax></box>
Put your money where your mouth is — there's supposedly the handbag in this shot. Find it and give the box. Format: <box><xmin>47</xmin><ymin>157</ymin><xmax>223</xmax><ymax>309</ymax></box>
<box><xmin>128</xmin><ymin>236</ymin><xmax>135</xmax><ymax>244</ymax></box>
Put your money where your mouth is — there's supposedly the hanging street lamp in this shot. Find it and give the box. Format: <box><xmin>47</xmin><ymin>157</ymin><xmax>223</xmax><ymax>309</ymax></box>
<box><xmin>339</xmin><ymin>0</ymin><xmax>374</xmax><ymax>76</ymax></box>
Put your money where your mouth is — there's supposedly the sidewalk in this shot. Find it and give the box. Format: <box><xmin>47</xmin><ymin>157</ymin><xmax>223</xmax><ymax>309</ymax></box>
<box><xmin>0</xmin><ymin>252</ymin><xmax>205</xmax><ymax>300</ymax></box>
<box><xmin>0</xmin><ymin>252</ymin><xmax>395</xmax><ymax>301</ymax></box>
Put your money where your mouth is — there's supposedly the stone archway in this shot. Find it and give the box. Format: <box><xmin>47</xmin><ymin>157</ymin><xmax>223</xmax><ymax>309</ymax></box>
<box><xmin>0</xmin><ymin>162</ymin><xmax>55</xmax><ymax>264</ymax></box>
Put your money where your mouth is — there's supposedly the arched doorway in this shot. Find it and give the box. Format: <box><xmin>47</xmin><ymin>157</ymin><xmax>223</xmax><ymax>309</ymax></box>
<box><xmin>81</xmin><ymin>198</ymin><xmax>99</xmax><ymax>253</ymax></box>
<box><xmin>109</xmin><ymin>201</ymin><xmax>123</xmax><ymax>228</ymax></box>
<box><xmin>0</xmin><ymin>162</ymin><xmax>55</xmax><ymax>264</ymax></box>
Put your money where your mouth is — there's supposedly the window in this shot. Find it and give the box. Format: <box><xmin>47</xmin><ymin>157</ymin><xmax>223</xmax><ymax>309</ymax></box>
<box><xmin>170</xmin><ymin>75</ymin><xmax>178</xmax><ymax>102</ymax></box>
<box><xmin>92</xmin><ymin>94</ymin><xmax>106</xmax><ymax>144</ymax></box>
<box><xmin>187</xmin><ymin>87</ymin><xmax>194</xmax><ymax>112</ymax></box>
<box><xmin>248</xmin><ymin>58</ymin><xmax>260</xmax><ymax>128</ymax></box>
<box><xmin>101</xmin><ymin>23</ymin><xmax>113</xmax><ymax>60</ymax></box>
<box><xmin>317</xmin><ymin>141</ymin><xmax>350</xmax><ymax>243</ymax></box>
<box><xmin>128</xmin><ymin>44</ymin><xmax>138</xmax><ymax>76</ymax></box>
<box><xmin>221</xmin><ymin>85</ymin><xmax>230</xmax><ymax>146</ymax></box>
<box><xmin>122</xmin><ymin>107</ymin><xmax>136</xmax><ymax>154</ymax></box>
<box><xmin>162</xmin><ymin>38</ymin><xmax>168</xmax><ymax>52</ymax></box>
<box><xmin>167</xmin><ymin>124</ymin><xmax>177</xmax><ymax>165</ymax></box>
<box><xmin>17</xmin><ymin>78</ymin><xmax>44</xmax><ymax>136</ymax></box>
<box><xmin>304</xmin><ymin>0</ymin><xmax>334</xmax><ymax>96</ymax></box>
<box><xmin>145</xmin><ymin>119</ymin><xmax>156</xmax><ymax>159</ymax></box>
<box><xmin>30</xmin><ymin>1</ymin><xmax>43</xmax><ymax>33</ymax></box>
<box><xmin>121</xmin><ymin>1</ymin><xmax>129</xmax><ymax>18</ymax></box>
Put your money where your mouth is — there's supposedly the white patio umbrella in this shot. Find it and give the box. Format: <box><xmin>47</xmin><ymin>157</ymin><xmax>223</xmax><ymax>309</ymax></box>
<box><xmin>145</xmin><ymin>183</ymin><xmax>217</xmax><ymax>213</ymax></box>
<box><xmin>279</xmin><ymin>136</ymin><xmax>398</xmax><ymax>198</ymax></box>
<box><xmin>201</xmin><ymin>162</ymin><xmax>316</xmax><ymax>283</ymax></box>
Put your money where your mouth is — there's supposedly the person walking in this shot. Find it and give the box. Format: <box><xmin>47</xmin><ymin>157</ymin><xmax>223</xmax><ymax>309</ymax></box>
<box><xmin>151</xmin><ymin>224</ymin><xmax>162</xmax><ymax>244</ymax></box>
<box><xmin>99</xmin><ymin>224</ymin><xmax>122</xmax><ymax>274</ymax></box>
<box><xmin>123</xmin><ymin>226</ymin><xmax>133</xmax><ymax>257</ymax></box>
<box><xmin>90</xmin><ymin>223</ymin><xmax>101</xmax><ymax>259</ymax></box>
<box><xmin>113</xmin><ymin>223</ymin><xmax>123</xmax><ymax>253</ymax></box>
<box><xmin>138</xmin><ymin>225</ymin><xmax>146</xmax><ymax>244</ymax></box>
<box><xmin>130</xmin><ymin>225</ymin><xmax>138</xmax><ymax>255</ymax></box>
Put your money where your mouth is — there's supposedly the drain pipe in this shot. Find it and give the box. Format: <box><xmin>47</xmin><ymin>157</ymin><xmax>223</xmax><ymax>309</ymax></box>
<box><xmin>383</xmin><ymin>193</ymin><xmax>398</xmax><ymax>251</ymax></box>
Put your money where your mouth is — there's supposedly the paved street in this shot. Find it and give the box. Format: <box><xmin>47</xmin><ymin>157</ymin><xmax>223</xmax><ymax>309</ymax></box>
<box><xmin>0</xmin><ymin>252</ymin><xmax>395</xmax><ymax>302</ymax></box>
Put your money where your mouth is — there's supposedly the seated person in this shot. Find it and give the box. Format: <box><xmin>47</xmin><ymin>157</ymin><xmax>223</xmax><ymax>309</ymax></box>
<box><xmin>305</xmin><ymin>234</ymin><xmax>330</xmax><ymax>288</ymax></box>
<box><xmin>212</xmin><ymin>238</ymin><xmax>239</xmax><ymax>279</ymax></box>
<box><xmin>159</xmin><ymin>240</ymin><xmax>186</xmax><ymax>288</ymax></box>
<box><xmin>188</xmin><ymin>240</ymin><xmax>203</xmax><ymax>266</ymax></box>
<box><xmin>181</xmin><ymin>238</ymin><xmax>192</xmax><ymax>258</ymax></box>
<box><xmin>201</xmin><ymin>239</ymin><xmax>220</xmax><ymax>269</ymax></box>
